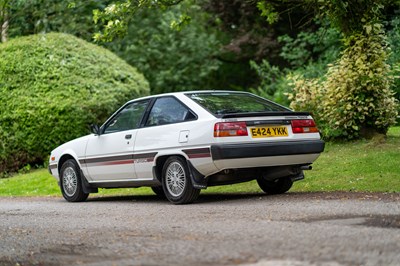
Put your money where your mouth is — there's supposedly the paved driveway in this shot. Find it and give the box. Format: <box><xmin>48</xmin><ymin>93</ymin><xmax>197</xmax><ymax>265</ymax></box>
<box><xmin>0</xmin><ymin>192</ymin><xmax>399</xmax><ymax>266</ymax></box>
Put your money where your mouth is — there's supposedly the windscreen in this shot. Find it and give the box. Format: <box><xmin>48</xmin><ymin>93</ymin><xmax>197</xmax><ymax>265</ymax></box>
<box><xmin>187</xmin><ymin>92</ymin><xmax>289</xmax><ymax>116</ymax></box>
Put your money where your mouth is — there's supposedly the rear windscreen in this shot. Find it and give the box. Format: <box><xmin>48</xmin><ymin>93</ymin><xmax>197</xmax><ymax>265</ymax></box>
<box><xmin>186</xmin><ymin>92</ymin><xmax>289</xmax><ymax>116</ymax></box>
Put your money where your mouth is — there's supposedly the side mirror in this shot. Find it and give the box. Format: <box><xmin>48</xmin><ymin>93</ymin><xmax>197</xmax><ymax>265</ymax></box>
<box><xmin>90</xmin><ymin>124</ymin><xmax>101</xmax><ymax>136</ymax></box>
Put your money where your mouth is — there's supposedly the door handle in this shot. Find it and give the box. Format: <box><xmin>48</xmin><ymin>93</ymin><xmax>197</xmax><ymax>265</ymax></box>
<box><xmin>125</xmin><ymin>134</ymin><xmax>132</xmax><ymax>139</ymax></box>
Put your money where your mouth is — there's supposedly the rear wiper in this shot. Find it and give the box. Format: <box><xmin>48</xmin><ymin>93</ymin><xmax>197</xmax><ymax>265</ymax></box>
<box><xmin>216</xmin><ymin>109</ymin><xmax>244</xmax><ymax>115</ymax></box>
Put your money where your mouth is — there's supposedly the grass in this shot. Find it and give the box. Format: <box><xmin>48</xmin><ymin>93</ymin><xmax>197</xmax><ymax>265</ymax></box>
<box><xmin>1</xmin><ymin>127</ymin><xmax>399</xmax><ymax>197</ymax></box>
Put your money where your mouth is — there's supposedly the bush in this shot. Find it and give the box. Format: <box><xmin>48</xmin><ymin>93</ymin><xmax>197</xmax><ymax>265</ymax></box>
<box><xmin>0</xmin><ymin>33</ymin><xmax>149</xmax><ymax>173</ymax></box>
<box><xmin>289</xmin><ymin>23</ymin><xmax>398</xmax><ymax>139</ymax></box>
<box><xmin>250</xmin><ymin>20</ymin><xmax>341</xmax><ymax>106</ymax></box>
<box><xmin>387</xmin><ymin>16</ymin><xmax>400</xmax><ymax>104</ymax></box>
<box><xmin>249</xmin><ymin>60</ymin><xmax>291</xmax><ymax>106</ymax></box>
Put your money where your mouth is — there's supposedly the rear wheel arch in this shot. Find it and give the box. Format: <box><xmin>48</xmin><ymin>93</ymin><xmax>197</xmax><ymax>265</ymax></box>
<box><xmin>154</xmin><ymin>154</ymin><xmax>187</xmax><ymax>182</ymax></box>
<box><xmin>161</xmin><ymin>156</ymin><xmax>200</xmax><ymax>204</ymax></box>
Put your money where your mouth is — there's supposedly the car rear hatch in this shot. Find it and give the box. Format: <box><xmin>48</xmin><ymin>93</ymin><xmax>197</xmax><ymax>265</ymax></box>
<box><xmin>210</xmin><ymin>111</ymin><xmax>325</xmax><ymax>169</ymax></box>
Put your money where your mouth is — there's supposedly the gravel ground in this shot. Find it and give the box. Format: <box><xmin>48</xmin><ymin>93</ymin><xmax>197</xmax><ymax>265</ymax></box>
<box><xmin>0</xmin><ymin>192</ymin><xmax>399</xmax><ymax>266</ymax></box>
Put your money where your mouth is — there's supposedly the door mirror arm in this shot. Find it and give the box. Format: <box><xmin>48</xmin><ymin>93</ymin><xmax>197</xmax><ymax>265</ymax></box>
<box><xmin>90</xmin><ymin>124</ymin><xmax>101</xmax><ymax>136</ymax></box>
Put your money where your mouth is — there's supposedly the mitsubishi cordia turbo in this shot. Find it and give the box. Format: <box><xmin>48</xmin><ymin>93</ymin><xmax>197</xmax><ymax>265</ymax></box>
<box><xmin>49</xmin><ymin>91</ymin><xmax>325</xmax><ymax>204</ymax></box>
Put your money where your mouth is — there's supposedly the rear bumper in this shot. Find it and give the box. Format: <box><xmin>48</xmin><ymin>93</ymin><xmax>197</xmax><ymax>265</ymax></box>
<box><xmin>210</xmin><ymin>140</ymin><xmax>325</xmax><ymax>161</ymax></box>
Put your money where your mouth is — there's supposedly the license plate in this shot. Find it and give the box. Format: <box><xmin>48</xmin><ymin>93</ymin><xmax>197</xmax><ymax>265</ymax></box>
<box><xmin>250</xmin><ymin>126</ymin><xmax>288</xmax><ymax>138</ymax></box>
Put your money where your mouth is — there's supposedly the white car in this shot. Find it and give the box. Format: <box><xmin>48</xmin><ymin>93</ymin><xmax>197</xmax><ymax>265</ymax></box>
<box><xmin>49</xmin><ymin>91</ymin><xmax>324</xmax><ymax>204</ymax></box>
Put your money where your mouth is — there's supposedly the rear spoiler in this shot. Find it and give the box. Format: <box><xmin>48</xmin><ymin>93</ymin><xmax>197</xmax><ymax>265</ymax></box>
<box><xmin>221</xmin><ymin>112</ymin><xmax>311</xmax><ymax>119</ymax></box>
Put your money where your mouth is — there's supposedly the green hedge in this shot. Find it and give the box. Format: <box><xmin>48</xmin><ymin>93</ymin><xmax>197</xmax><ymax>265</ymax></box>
<box><xmin>0</xmin><ymin>33</ymin><xmax>149</xmax><ymax>173</ymax></box>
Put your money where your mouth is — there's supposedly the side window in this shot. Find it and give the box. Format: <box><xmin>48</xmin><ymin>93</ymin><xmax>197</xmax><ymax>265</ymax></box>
<box><xmin>146</xmin><ymin>97</ymin><xmax>196</xmax><ymax>126</ymax></box>
<box><xmin>104</xmin><ymin>100</ymin><xmax>148</xmax><ymax>134</ymax></box>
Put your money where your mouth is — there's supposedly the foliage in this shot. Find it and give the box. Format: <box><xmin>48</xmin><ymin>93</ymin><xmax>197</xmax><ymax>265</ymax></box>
<box><xmin>3</xmin><ymin>0</ymin><xmax>111</xmax><ymax>41</ymax></box>
<box><xmin>387</xmin><ymin>14</ymin><xmax>400</xmax><ymax>102</ymax></box>
<box><xmin>93</xmin><ymin>0</ymin><xmax>323</xmax><ymax>91</ymax></box>
<box><xmin>250</xmin><ymin>60</ymin><xmax>290</xmax><ymax>105</ymax></box>
<box><xmin>93</xmin><ymin>0</ymin><xmax>185</xmax><ymax>42</ymax></box>
<box><xmin>256</xmin><ymin>0</ymin><xmax>400</xmax><ymax>35</ymax></box>
<box><xmin>278</xmin><ymin>22</ymin><xmax>341</xmax><ymax>70</ymax></box>
<box><xmin>287</xmin><ymin>75</ymin><xmax>325</xmax><ymax>127</ymax></box>
<box><xmin>250</xmin><ymin>20</ymin><xmax>341</xmax><ymax>106</ymax></box>
<box><xmin>256</xmin><ymin>0</ymin><xmax>399</xmax><ymax>139</ymax></box>
<box><xmin>106</xmin><ymin>3</ymin><xmax>221</xmax><ymax>94</ymax></box>
<box><xmin>3</xmin><ymin>0</ymin><xmax>223</xmax><ymax>94</ymax></box>
<box><xmin>0</xmin><ymin>33</ymin><xmax>149</xmax><ymax>173</ymax></box>
<box><xmin>289</xmin><ymin>23</ymin><xmax>398</xmax><ymax>139</ymax></box>
<box><xmin>203</xmin><ymin>0</ymin><xmax>307</xmax><ymax>89</ymax></box>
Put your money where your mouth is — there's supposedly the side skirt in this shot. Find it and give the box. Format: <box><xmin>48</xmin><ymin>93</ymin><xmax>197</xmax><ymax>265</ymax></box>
<box><xmin>87</xmin><ymin>178</ymin><xmax>161</xmax><ymax>189</ymax></box>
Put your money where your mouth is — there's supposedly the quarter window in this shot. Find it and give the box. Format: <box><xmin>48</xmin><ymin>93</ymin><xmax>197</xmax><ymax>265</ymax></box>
<box><xmin>146</xmin><ymin>97</ymin><xmax>196</xmax><ymax>126</ymax></box>
<box><xmin>104</xmin><ymin>100</ymin><xmax>148</xmax><ymax>134</ymax></box>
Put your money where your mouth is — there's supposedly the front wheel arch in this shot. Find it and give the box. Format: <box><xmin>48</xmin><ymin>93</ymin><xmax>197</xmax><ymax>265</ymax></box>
<box><xmin>57</xmin><ymin>154</ymin><xmax>76</xmax><ymax>177</ymax></box>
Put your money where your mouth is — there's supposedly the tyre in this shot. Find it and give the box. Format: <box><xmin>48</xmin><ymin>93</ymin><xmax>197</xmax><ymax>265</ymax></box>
<box><xmin>60</xmin><ymin>159</ymin><xmax>89</xmax><ymax>202</ymax></box>
<box><xmin>257</xmin><ymin>176</ymin><xmax>293</xmax><ymax>195</ymax></box>
<box><xmin>162</xmin><ymin>156</ymin><xmax>200</xmax><ymax>204</ymax></box>
<box><xmin>151</xmin><ymin>186</ymin><xmax>165</xmax><ymax>198</ymax></box>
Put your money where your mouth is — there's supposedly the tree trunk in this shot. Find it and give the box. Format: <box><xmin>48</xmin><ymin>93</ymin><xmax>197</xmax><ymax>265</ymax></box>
<box><xmin>1</xmin><ymin>10</ymin><xmax>8</xmax><ymax>43</ymax></box>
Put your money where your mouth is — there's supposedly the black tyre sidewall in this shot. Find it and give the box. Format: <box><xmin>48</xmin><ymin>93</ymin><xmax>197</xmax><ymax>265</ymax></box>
<box><xmin>60</xmin><ymin>159</ymin><xmax>89</xmax><ymax>202</ymax></box>
<box><xmin>162</xmin><ymin>156</ymin><xmax>200</xmax><ymax>204</ymax></box>
<box><xmin>151</xmin><ymin>186</ymin><xmax>166</xmax><ymax>198</ymax></box>
<box><xmin>257</xmin><ymin>176</ymin><xmax>293</xmax><ymax>195</ymax></box>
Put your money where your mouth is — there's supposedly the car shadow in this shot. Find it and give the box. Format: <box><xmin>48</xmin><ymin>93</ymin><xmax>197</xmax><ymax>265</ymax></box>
<box><xmin>87</xmin><ymin>192</ymin><xmax>275</xmax><ymax>204</ymax></box>
<box><xmin>83</xmin><ymin>191</ymin><xmax>400</xmax><ymax>204</ymax></box>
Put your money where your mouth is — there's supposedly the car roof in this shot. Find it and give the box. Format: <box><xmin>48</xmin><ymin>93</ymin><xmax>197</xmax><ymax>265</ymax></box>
<box><xmin>126</xmin><ymin>90</ymin><xmax>252</xmax><ymax>103</ymax></box>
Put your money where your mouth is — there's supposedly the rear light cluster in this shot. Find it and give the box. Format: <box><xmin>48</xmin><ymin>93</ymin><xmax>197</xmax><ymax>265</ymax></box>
<box><xmin>214</xmin><ymin>122</ymin><xmax>248</xmax><ymax>137</ymax></box>
<box><xmin>213</xmin><ymin>119</ymin><xmax>319</xmax><ymax>137</ymax></box>
<box><xmin>291</xmin><ymin>119</ymin><xmax>319</xmax><ymax>134</ymax></box>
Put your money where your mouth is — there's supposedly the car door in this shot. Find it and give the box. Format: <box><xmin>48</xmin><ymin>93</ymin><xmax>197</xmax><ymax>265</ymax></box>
<box><xmin>134</xmin><ymin>96</ymin><xmax>197</xmax><ymax>179</ymax></box>
<box><xmin>84</xmin><ymin>100</ymin><xmax>149</xmax><ymax>181</ymax></box>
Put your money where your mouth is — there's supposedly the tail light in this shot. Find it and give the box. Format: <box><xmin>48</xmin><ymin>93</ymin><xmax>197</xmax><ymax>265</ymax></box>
<box><xmin>214</xmin><ymin>122</ymin><xmax>248</xmax><ymax>137</ymax></box>
<box><xmin>291</xmin><ymin>119</ymin><xmax>319</xmax><ymax>134</ymax></box>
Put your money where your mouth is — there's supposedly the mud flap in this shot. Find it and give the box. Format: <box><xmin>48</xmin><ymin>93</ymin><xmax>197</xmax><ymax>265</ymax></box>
<box><xmin>80</xmin><ymin>170</ymin><xmax>98</xmax><ymax>194</ymax></box>
<box><xmin>186</xmin><ymin>160</ymin><xmax>208</xmax><ymax>189</ymax></box>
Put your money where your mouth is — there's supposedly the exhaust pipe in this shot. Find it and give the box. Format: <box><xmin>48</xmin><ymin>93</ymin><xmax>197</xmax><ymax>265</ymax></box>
<box><xmin>300</xmin><ymin>165</ymin><xmax>312</xmax><ymax>171</ymax></box>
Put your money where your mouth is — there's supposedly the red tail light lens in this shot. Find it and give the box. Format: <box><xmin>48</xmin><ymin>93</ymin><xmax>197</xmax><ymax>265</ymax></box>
<box><xmin>214</xmin><ymin>122</ymin><xmax>248</xmax><ymax>137</ymax></box>
<box><xmin>291</xmin><ymin>119</ymin><xmax>319</xmax><ymax>134</ymax></box>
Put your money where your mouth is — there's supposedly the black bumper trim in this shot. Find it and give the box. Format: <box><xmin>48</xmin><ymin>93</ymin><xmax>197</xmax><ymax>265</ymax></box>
<box><xmin>211</xmin><ymin>140</ymin><xmax>325</xmax><ymax>161</ymax></box>
<box><xmin>48</xmin><ymin>164</ymin><xmax>57</xmax><ymax>174</ymax></box>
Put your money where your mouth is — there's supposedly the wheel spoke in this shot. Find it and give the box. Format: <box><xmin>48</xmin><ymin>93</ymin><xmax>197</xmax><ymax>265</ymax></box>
<box><xmin>165</xmin><ymin>161</ymin><xmax>186</xmax><ymax>197</ymax></box>
<box><xmin>62</xmin><ymin>166</ymin><xmax>78</xmax><ymax>197</ymax></box>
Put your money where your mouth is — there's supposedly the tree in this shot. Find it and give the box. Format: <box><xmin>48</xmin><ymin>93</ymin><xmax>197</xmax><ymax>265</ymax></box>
<box><xmin>4</xmin><ymin>0</ymin><xmax>111</xmax><ymax>41</ymax></box>
<box><xmin>250</xmin><ymin>18</ymin><xmax>342</xmax><ymax>105</ymax></box>
<box><xmin>104</xmin><ymin>3</ymin><xmax>222</xmax><ymax>94</ymax></box>
<box><xmin>93</xmin><ymin>0</ymin><xmax>320</xmax><ymax>90</ymax></box>
<box><xmin>93</xmin><ymin>0</ymin><xmax>187</xmax><ymax>42</ymax></box>
<box><xmin>0</xmin><ymin>0</ymin><xmax>10</xmax><ymax>42</ymax></box>
<box><xmin>258</xmin><ymin>0</ymin><xmax>399</xmax><ymax>139</ymax></box>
